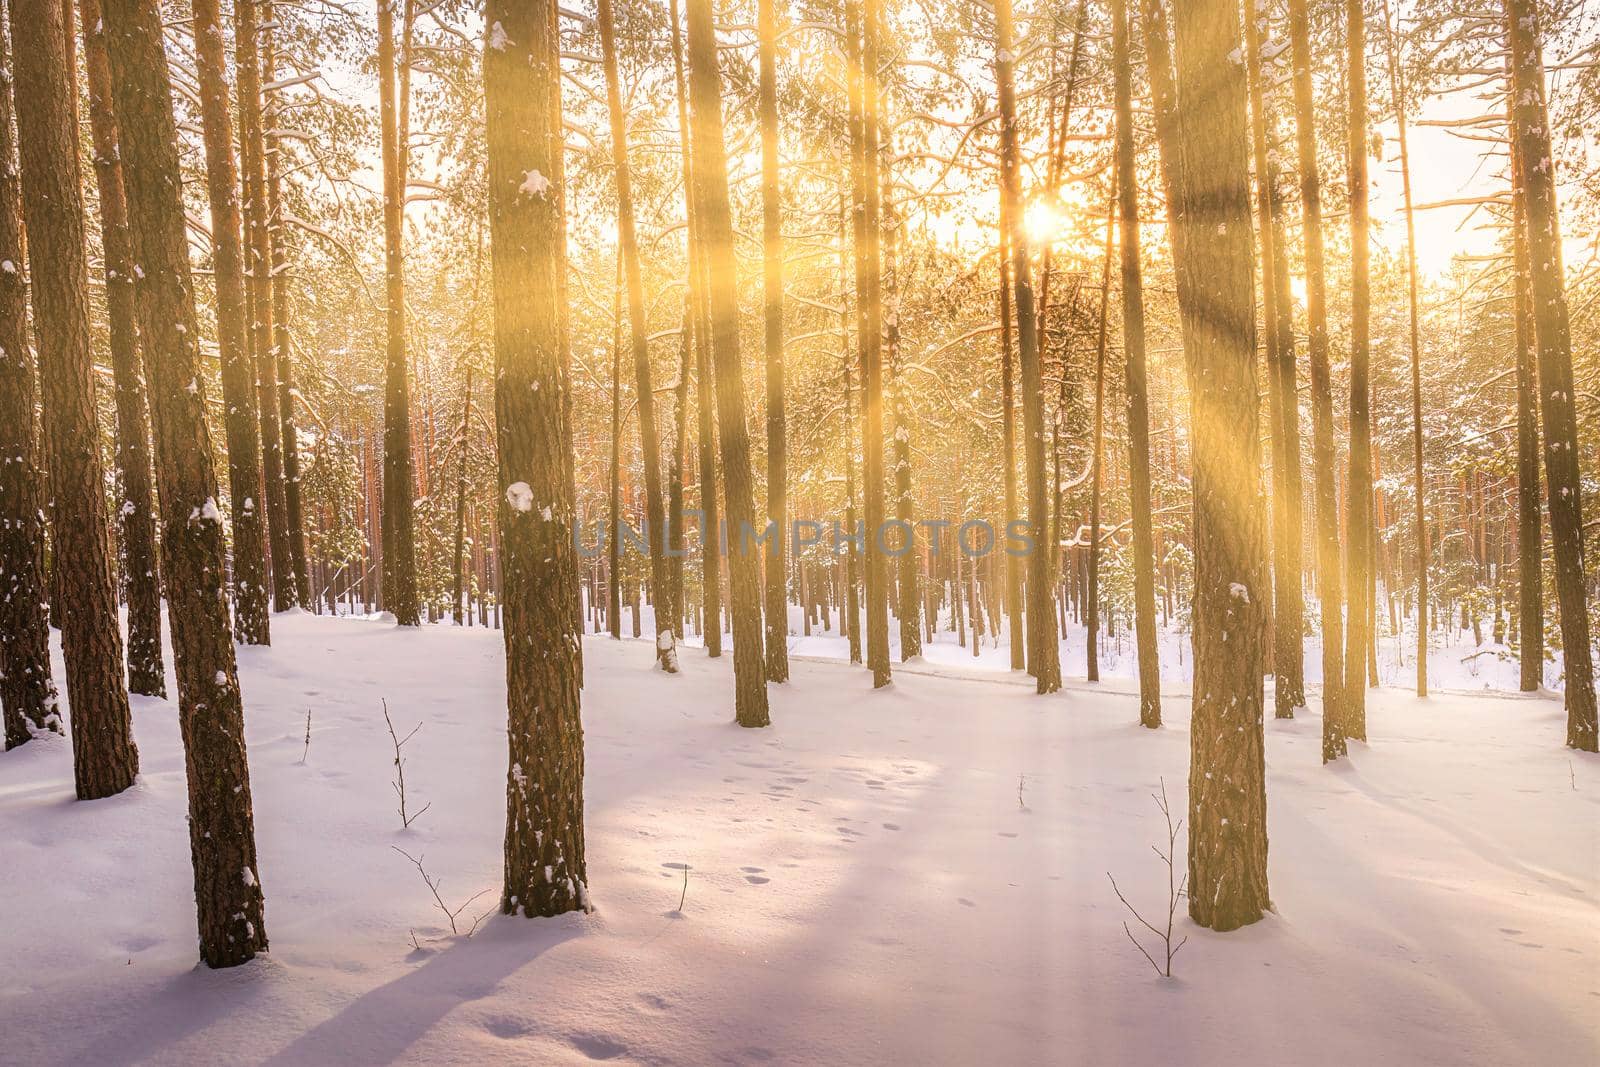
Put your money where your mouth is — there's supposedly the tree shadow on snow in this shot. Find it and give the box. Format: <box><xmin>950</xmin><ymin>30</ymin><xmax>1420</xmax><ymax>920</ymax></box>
<box><xmin>260</xmin><ymin>915</ymin><xmax>585</xmax><ymax>1064</ymax></box>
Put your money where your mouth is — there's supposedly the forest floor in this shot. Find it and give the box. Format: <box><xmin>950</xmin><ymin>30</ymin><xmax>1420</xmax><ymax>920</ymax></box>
<box><xmin>1</xmin><ymin>612</ymin><xmax>1595</xmax><ymax>1065</ymax></box>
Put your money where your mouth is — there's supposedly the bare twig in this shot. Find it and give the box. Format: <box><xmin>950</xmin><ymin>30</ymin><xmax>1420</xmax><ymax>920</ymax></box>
<box><xmin>1107</xmin><ymin>778</ymin><xmax>1189</xmax><ymax>978</ymax></box>
<box><xmin>299</xmin><ymin>707</ymin><xmax>312</xmax><ymax>765</ymax></box>
<box><xmin>678</xmin><ymin>867</ymin><xmax>689</xmax><ymax>912</ymax></box>
<box><xmin>383</xmin><ymin>699</ymin><xmax>430</xmax><ymax>829</ymax></box>
<box><xmin>392</xmin><ymin>847</ymin><xmax>492</xmax><ymax>937</ymax></box>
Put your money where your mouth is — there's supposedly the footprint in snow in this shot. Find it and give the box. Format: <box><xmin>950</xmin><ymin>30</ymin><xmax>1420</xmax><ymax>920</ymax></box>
<box><xmin>568</xmin><ymin>1033</ymin><xmax>628</xmax><ymax>1060</ymax></box>
<box><xmin>483</xmin><ymin>1017</ymin><xmax>532</xmax><ymax>1040</ymax></box>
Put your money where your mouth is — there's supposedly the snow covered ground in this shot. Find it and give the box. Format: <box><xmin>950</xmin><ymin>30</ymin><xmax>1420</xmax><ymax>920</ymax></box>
<box><xmin>640</xmin><ymin>599</ymin><xmax>1576</xmax><ymax>695</ymax></box>
<box><xmin>1</xmin><ymin>612</ymin><xmax>1596</xmax><ymax>1065</ymax></box>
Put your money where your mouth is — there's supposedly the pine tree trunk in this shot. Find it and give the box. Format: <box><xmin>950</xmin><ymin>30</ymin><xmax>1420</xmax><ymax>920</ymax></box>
<box><xmin>543</xmin><ymin>5</ymin><xmax>582</xmax><ymax>673</ymax></box>
<box><xmin>1170</xmin><ymin>0</ymin><xmax>1270</xmax><ymax>931</ymax></box>
<box><xmin>451</xmin><ymin>366</ymin><xmax>473</xmax><ymax>625</ymax></box>
<box><xmin>194</xmin><ymin>0</ymin><xmax>274</xmax><ymax>650</ymax></box>
<box><xmin>376</xmin><ymin>0</ymin><xmax>419</xmax><ymax>625</ymax></box>
<box><xmin>485</xmin><ymin>0</ymin><xmax>588</xmax><ymax>916</ymax></box>
<box><xmin>1287</xmin><ymin>0</ymin><xmax>1346</xmax><ymax>761</ymax></box>
<box><xmin>843</xmin><ymin>282</ymin><xmax>863</xmax><ymax>668</ymax></box>
<box><xmin>994</xmin><ymin>0</ymin><xmax>1060</xmax><ymax>693</ymax></box>
<box><xmin>263</xmin><ymin>6</ymin><xmax>312</xmax><ymax>609</ymax></box>
<box><xmin>1342</xmin><ymin>0</ymin><xmax>1373</xmax><ymax>742</ymax></box>
<box><xmin>102</xmin><ymin>0</ymin><xmax>268</xmax><ymax>964</ymax></box>
<box><xmin>1510</xmin><ymin>149</ymin><xmax>1542</xmax><ymax>692</ymax></box>
<box><xmin>79</xmin><ymin>0</ymin><xmax>163</xmax><ymax>694</ymax></box>
<box><xmin>1505</xmin><ymin>0</ymin><xmax>1597</xmax><ymax>749</ymax></box>
<box><xmin>597</xmin><ymin>0</ymin><xmax>675</xmax><ymax>671</ymax></box>
<box><xmin>998</xmin><ymin>227</ymin><xmax>1024</xmax><ymax>671</ymax></box>
<box><xmin>237</xmin><ymin>0</ymin><xmax>293</xmax><ymax>612</ymax></box>
<box><xmin>668</xmin><ymin>291</ymin><xmax>690</xmax><ymax>644</ymax></box>
<box><xmin>1087</xmin><ymin>194</ymin><xmax>1113</xmax><ymax>684</ymax></box>
<box><xmin>1136</xmin><ymin>0</ymin><xmax>1183</xmax><ymax>259</ymax></box>
<box><xmin>686</xmin><ymin>0</ymin><xmax>769</xmax><ymax>725</ymax></box>
<box><xmin>757</xmin><ymin>0</ymin><xmax>790</xmax><ymax>681</ymax></box>
<box><xmin>693</xmin><ymin>243</ymin><xmax>720</xmax><ymax>656</ymax></box>
<box><xmin>11</xmin><ymin>0</ymin><xmax>138</xmax><ymax>797</ymax></box>
<box><xmin>0</xmin><ymin>11</ymin><xmax>62</xmax><ymax>747</ymax></box>
<box><xmin>669</xmin><ymin>0</ymin><xmax>719</xmax><ymax>659</ymax></box>
<box><xmin>1382</xmin><ymin>1</ymin><xmax>1429</xmax><ymax>698</ymax></box>
<box><xmin>1111</xmin><ymin>0</ymin><xmax>1160</xmax><ymax>728</ymax></box>
<box><xmin>607</xmin><ymin>274</ymin><xmax>623</xmax><ymax>641</ymax></box>
<box><xmin>847</xmin><ymin>0</ymin><xmax>890</xmax><ymax>687</ymax></box>
<box><xmin>1244</xmin><ymin>0</ymin><xmax>1305</xmax><ymax>717</ymax></box>
<box><xmin>884</xmin><ymin>148</ymin><xmax>921</xmax><ymax>661</ymax></box>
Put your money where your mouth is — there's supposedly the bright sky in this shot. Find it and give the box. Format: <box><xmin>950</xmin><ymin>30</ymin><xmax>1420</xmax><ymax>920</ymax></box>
<box><xmin>1371</xmin><ymin>90</ymin><xmax>1509</xmax><ymax>280</ymax></box>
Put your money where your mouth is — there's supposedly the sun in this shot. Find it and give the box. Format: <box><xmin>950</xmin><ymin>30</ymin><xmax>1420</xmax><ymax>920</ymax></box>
<box><xmin>1024</xmin><ymin>199</ymin><xmax>1066</xmax><ymax>246</ymax></box>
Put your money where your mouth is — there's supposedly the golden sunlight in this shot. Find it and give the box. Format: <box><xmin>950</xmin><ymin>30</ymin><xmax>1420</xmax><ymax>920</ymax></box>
<box><xmin>1024</xmin><ymin>198</ymin><xmax>1066</xmax><ymax>245</ymax></box>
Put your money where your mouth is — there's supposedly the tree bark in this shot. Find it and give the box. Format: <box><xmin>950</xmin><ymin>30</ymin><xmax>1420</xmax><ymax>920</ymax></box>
<box><xmin>686</xmin><ymin>0</ymin><xmax>769</xmax><ymax>726</ymax></box>
<box><xmin>102</xmin><ymin>0</ymin><xmax>268</xmax><ymax>964</ymax></box>
<box><xmin>451</xmin><ymin>365</ymin><xmax>473</xmax><ymax>625</ymax></box>
<box><xmin>1111</xmin><ymin>0</ymin><xmax>1160</xmax><ymax>728</ymax></box>
<box><xmin>1505</xmin><ymin>0</ymin><xmax>1597</xmax><ymax>749</ymax></box>
<box><xmin>194</xmin><ymin>0</ymin><xmax>274</xmax><ymax>651</ymax></box>
<box><xmin>657</xmin><ymin>28</ymin><xmax>691</xmax><ymax>643</ymax></box>
<box><xmin>994</xmin><ymin>0</ymin><xmax>1060</xmax><ymax>693</ymax></box>
<box><xmin>263</xmin><ymin>5</ymin><xmax>312</xmax><ymax>609</ymax></box>
<box><xmin>237</xmin><ymin>0</ymin><xmax>293</xmax><ymax>612</ymax></box>
<box><xmin>377</xmin><ymin>0</ymin><xmax>419</xmax><ymax>625</ymax></box>
<box><xmin>1170</xmin><ymin>0</ymin><xmax>1269</xmax><ymax>932</ymax></box>
<box><xmin>1510</xmin><ymin>148</ymin><xmax>1542</xmax><ymax>692</ymax></box>
<box><xmin>1087</xmin><ymin>186</ymin><xmax>1114</xmax><ymax>684</ymax></box>
<box><xmin>1287</xmin><ymin>0</ymin><xmax>1346</xmax><ymax>761</ymax></box>
<box><xmin>11</xmin><ymin>0</ymin><xmax>139</xmax><ymax>798</ymax></box>
<box><xmin>847</xmin><ymin>0</ymin><xmax>890</xmax><ymax>687</ymax></box>
<box><xmin>844</xmin><ymin>348</ymin><xmax>863</xmax><ymax>667</ymax></box>
<box><xmin>1244</xmin><ymin>0</ymin><xmax>1306</xmax><ymax>717</ymax></box>
<box><xmin>1382</xmin><ymin>0</ymin><xmax>1429</xmax><ymax>698</ymax></box>
<box><xmin>0</xmin><ymin>8</ymin><xmax>62</xmax><ymax>747</ymax></box>
<box><xmin>883</xmin><ymin>128</ymin><xmax>921</xmax><ymax>661</ymax></box>
<box><xmin>607</xmin><ymin>267</ymin><xmax>623</xmax><ymax>640</ymax></box>
<box><xmin>836</xmin><ymin>185</ymin><xmax>863</xmax><ymax>666</ymax></box>
<box><xmin>79</xmin><ymin>0</ymin><xmax>163</xmax><ymax>694</ymax></box>
<box><xmin>1342</xmin><ymin>0</ymin><xmax>1373</xmax><ymax>743</ymax></box>
<box><xmin>757</xmin><ymin>0</ymin><xmax>789</xmax><ymax>681</ymax></box>
<box><xmin>1136</xmin><ymin>0</ymin><xmax>1184</xmax><ymax>260</ymax></box>
<box><xmin>597</xmin><ymin>0</ymin><xmax>675</xmax><ymax>671</ymax></box>
<box><xmin>668</xmin><ymin>297</ymin><xmax>689</xmax><ymax>642</ymax></box>
<box><xmin>998</xmin><ymin>225</ymin><xmax>1023</xmax><ymax>671</ymax></box>
<box><xmin>485</xmin><ymin>0</ymin><xmax>588</xmax><ymax>916</ymax></box>
<box><xmin>669</xmin><ymin>0</ymin><xmax>719</xmax><ymax>658</ymax></box>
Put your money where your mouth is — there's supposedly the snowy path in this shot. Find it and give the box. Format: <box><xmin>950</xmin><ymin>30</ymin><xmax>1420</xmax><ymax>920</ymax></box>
<box><xmin>1</xmin><ymin>613</ymin><xmax>1595</xmax><ymax>1064</ymax></box>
